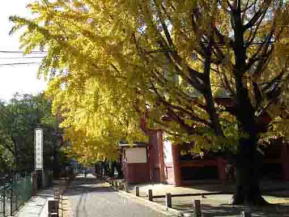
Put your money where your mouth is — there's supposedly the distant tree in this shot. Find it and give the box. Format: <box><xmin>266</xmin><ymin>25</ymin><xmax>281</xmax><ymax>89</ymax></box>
<box><xmin>0</xmin><ymin>93</ymin><xmax>64</xmax><ymax>175</ymax></box>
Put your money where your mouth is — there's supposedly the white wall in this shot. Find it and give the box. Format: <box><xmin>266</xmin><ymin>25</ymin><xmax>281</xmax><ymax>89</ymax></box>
<box><xmin>125</xmin><ymin>147</ymin><xmax>147</xmax><ymax>163</ymax></box>
<box><xmin>163</xmin><ymin>140</ymin><xmax>173</xmax><ymax>163</ymax></box>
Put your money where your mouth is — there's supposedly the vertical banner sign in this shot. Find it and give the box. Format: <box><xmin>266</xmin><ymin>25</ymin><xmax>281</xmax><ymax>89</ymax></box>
<box><xmin>35</xmin><ymin>128</ymin><xmax>43</xmax><ymax>170</ymax></box>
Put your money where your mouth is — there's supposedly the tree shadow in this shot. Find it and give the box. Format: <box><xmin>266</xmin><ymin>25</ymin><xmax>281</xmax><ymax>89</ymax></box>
<box><xmin>168</xmin><ymin>180</ymin><xmax>289</xmax><ymax>195</ymax></box>
<box><xmin>175</xmin><ymin>203</ymin><xmax>289</xmax><ymax>217</ymax></box>
<box><xmin>64</xmin><ymin>178</ymin><xmax>115</xmax><ymax>197</ymax></box>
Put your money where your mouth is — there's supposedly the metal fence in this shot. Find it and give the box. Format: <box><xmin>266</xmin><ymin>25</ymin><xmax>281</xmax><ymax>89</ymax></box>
<box><xmin>0</xmin><ymin>175</ymin><xmax>32</xmax><ymax>217</ymax></box>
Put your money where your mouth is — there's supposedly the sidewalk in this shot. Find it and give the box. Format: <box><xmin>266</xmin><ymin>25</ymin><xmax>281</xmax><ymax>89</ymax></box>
<box><xmin>123</xmin><ymin>181</ymin><xmax>289</xmax><ymax>216</ymax></box>
<box><xmin>15</xmin><ymin>179</ymin><xmax>69</xmax><ymax>217</ymax></box>
<box><xmin>15</xmin><ymin>188</ymin><xmax>53</xmax><ymax>217</ymax></box>
<box><xmin>127</xmin><ymin>180</ymin><xmax>289</xmax><ymax>197</ymax></box>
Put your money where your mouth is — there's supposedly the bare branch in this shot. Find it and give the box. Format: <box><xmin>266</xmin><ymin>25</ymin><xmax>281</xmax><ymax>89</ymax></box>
<box><xmin>244</xmin><ymin>0</ymin><xmax>271</xmax><ymax>30</ymax></box>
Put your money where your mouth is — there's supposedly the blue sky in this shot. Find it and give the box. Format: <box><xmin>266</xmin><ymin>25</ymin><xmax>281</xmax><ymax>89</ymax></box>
<box><xmin>0</xmin><ymin>0</ymin><xmax>46</xmax><ymax>102</ymax></box>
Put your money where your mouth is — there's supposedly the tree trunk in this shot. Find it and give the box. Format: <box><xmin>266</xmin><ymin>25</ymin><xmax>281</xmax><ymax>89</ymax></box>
<box><xmin>232</xmin><ymin>85</ymin><xmax>269</xmax><ymax>205</ymax></box>
<box><xmin>232</xmin><ymin>137</ymin><xmax>268</xmax><ymax>205</ymax></box>
<box><xmin>230</xmin><ymin>3</ymin><xmax>269</xmax><ymax>205</ymax></box>
<box><xmin>232</xmin><ymin>52</ymin><xmax>267</xmax><ymax>205</ymax></box>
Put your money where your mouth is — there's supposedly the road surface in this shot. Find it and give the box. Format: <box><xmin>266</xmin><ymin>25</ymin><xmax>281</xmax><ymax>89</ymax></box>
<box><xmin>65</xmin><ymin>175</ymin><xmax>174</xmax><ymax>217</ymax></box>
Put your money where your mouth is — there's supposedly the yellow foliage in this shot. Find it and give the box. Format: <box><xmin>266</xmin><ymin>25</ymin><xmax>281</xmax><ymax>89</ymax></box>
<box><xmin>10</xmin><ymin>0</ymin><xmax>289</xmax><ymax>160</ymax></box>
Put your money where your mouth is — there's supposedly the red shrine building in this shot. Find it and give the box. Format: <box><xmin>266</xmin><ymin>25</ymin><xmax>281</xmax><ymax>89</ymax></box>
<box><xmin>121</xmin><ymin>129</ymin><xmax>289</xmax><ymax>186</ymax></box>
<box><xmin>120</xmin><ymin>90</ymin><xmax>289</xmax><ymax>185</ymax></box>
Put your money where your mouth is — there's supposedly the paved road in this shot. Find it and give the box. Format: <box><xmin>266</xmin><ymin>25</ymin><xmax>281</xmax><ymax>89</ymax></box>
<box><xmin>65</xmin><ymin>175</ymin><xmax>173</xmax><ymax>217</ymax></box>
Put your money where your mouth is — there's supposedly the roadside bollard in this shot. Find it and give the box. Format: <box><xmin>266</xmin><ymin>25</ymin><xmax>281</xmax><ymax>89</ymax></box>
<box><xmin>48</xmin><ymin>199</ymin><xmax>59</xmax><ymax>217</ymax></box>
<box><xmin>166</xmin><ymin>193</ymin><xmax>172</xmax><ymax>208</ymax></box>
<box><xmin>148</xmin><ymin>189</ymin><xmax>153</xmax><ymax>201</ymax></box>
<box><xmin>114</xmin><ymin>181</ymin><xmax>118</xmax><ymax>190</ymax></box>
<box><xmin>193</xmin><ymin>200</ymin><xmax>201</xmax><ymax>217</ymax></box>
<box><xmin>124</xmin><ymin>183</ymin><xmax>129</xmax><ymax>192</ymax></box>
<box><xmin>2</xmin><ymin>186</ymin><xmax>6</xmax><ymax>217</ymax></box>
<box><xmin>54</xmin><ymin>190</ymin><xmax>60</xmax><ymax>201</ymax></box>
<box><xmin>120</xmin><ymin>183</ymin><xmax>124</xmax><ymax>190</ymax></box>
<box><xmin>135</xmin><ymin>186</ymin><xmax>140</xmax><ymax>197</ymax></box>
<box><xmin>241</xmin><ymin>210</ymin><xmax>252</xmax><ymax>217</ymax></box>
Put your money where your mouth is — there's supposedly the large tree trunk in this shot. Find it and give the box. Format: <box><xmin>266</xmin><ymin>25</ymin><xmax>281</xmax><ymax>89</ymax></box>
<box><xmin>232</xmin><ymin>138</ymin><xmax>268</xmax><ymax>205</ymax></box>
<box><xmin>231</xmin><ymin>9</ymin><xmax>268</xmax><ymax>204</ymax></box>
<box><xmin>232</xmin><ymin>82</ymin><xmax>269</xmax><ymax>205</ymax></box>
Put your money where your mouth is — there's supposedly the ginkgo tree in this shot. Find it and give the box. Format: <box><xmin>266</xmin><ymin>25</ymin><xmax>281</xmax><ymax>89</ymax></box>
<box><xmin>10</xmin><ymin>0</ymin><xmax>289</xmax><ymax>205</ymax></box>
<box><xmin>46</xmin><ymin>76</ymin><xmax>147</xmax><ymax>164</ymax></box>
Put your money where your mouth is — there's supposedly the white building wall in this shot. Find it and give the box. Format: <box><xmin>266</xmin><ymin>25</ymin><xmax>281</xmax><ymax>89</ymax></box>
<box><xmin>125</xmin><ymin>147</ymin><xmax>147</xmax><ymax>163</ymax></box>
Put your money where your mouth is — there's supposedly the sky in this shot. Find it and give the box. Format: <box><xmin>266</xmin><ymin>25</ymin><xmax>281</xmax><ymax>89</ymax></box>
<box><xmin>0</xmin><ymin>0</ymin><xmax>47</xmax><ymax>102</ymax></box>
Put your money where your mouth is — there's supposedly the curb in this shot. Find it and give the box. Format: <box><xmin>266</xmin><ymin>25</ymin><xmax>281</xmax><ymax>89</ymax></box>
<box><xmin>107</xmin><ymin>182</ymin><xmax>184</xmax><ymax>217</ymax></box>
<box><xmin>61</xmin><ymin>194</ymin><xmax>73</xmax><ymax>217</ymax></box>
<box><xmin>116</xmin><ymin>190</ymin><xmax>183</xmax><ymax>216</ymax></box>
<box><xmin>39</xmin><ymin>178</ymin><xmax>73</xmax><ymax>217</ymax></box>
<box><xmin>15</xmin><ymin>189</ymin><xmax>53</xmax><ymax>217</ymax></box>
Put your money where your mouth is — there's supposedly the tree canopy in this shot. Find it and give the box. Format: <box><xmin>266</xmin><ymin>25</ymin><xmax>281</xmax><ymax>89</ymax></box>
<box><xmin>10</xmin><ymin>0</ymin><xmax>289</xmax><ymax>204</ymax></box>
<box><xmin>10</xmin><ymin>0</ymin><xmax>289</xmax><ymax>153</ymax></box>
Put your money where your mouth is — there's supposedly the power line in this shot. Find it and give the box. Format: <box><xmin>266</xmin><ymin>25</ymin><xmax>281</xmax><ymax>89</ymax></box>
<box><xmin>0</xmin><ymin>62</ymin><xmax>41</xmax><ymax>66</ymax></box>
<box><xmin>0</xmin><ymin>57</ymin><xmax>45</xmax><ymax>60</ymax></box>
<box><xmin>0</xmin><ymin>50</ymin><xmax>47</xmax><ymax>54</ymax></box>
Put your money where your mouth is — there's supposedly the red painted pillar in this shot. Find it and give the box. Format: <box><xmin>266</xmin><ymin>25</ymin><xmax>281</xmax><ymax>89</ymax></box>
<box><xmin>157</xmin><ymin>131</ymin><xmax>166</xmax><ymax>183</ymax></box>
<box><xmin>281</xmin><ymin>143</ymin><xmax>289</xmax><ymax>180</ymax></box>
<box><xmin>217</xmin><ymin>157</ymin><xmax>227</xmax><ymax>183</ymax></box>
<box><xmin>148</xmin><ymin>130</ymin><xmax>160</xmax><ymax>182</ymax></box>
<box><xmin>147</xmin><ymin>138</ymin><xmax>154</xmax><ymax>182</ymax></box>
<box><xmin>172</xmin><ymin>145</ymin><xmax>182</xmax><ymax>186</ymax></box>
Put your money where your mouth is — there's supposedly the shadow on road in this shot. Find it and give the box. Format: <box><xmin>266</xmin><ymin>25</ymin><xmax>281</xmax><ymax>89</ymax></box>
<box><xmin>65</xmin><ymin>177</ymin><xmax>114</xmax><ymax>196</ymax></box>
<box><xmin>64</xmin><ymin>176</ymin><xmax>169</xmax><ymax>217</ymax></box>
